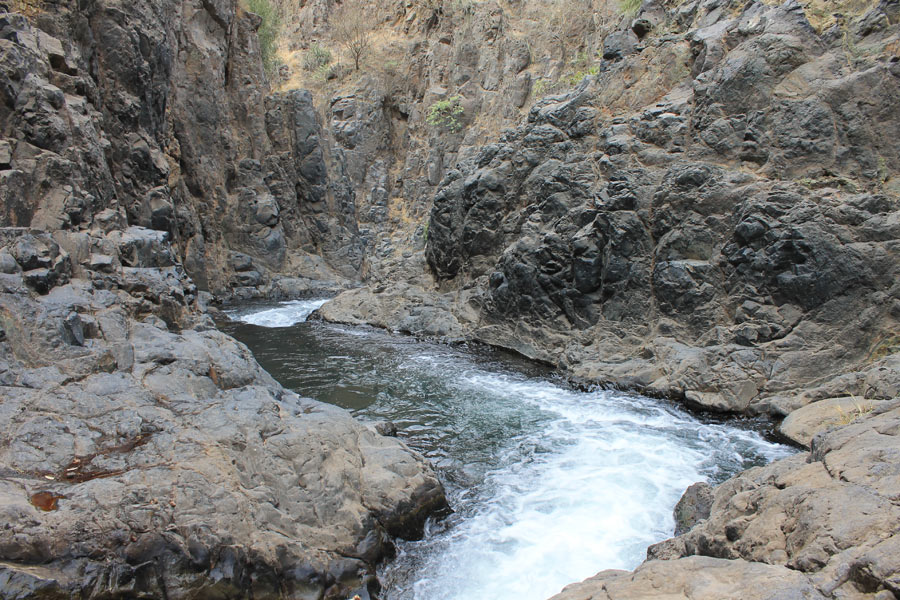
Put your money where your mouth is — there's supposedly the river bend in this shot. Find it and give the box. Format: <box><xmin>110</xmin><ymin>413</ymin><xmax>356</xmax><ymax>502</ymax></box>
<box><xmin>221</xmin><ymin>299</ymin><xmax>794</xmax><ymax>600</ymax></box>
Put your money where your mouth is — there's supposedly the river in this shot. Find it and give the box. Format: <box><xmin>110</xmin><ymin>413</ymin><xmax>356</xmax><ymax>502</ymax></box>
<box><xmin>220</xmin><ymin>299</ymin><xmax>794</xmax><ymax>600</ymax></box>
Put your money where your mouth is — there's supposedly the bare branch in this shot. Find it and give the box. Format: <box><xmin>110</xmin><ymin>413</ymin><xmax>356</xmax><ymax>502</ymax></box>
<box><xmin>333</xmin><ymin>0</ymin><xmax>372</xmax><ymax>71</ymax></box>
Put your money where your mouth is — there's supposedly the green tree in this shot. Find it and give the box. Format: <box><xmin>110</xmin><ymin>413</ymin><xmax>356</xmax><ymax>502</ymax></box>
<box><xmin>245</xmin><ymin>0</ymin><xmax>281</xmax><ymax>76</ymax></box>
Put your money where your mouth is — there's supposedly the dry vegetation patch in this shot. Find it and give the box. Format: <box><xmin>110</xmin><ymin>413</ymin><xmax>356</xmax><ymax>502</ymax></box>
<box><xmin>9</xmin><ymin>0</ymin><xmax>43</xmax><ymax>17</ymax></box>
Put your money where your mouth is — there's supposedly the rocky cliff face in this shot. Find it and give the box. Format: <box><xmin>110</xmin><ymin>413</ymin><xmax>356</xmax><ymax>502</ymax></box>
<box><xmin>0</xmin><ymin>0</ymin><xmax>365</xmax><ymax>294</ymax></box>
<box><xmin>323</xmin><ymin>0</ymin><xmax>900</xmax><ymax>418</ymax></box>
<box><xmin>311</xmin><ymin>1</ymin><xmax>900</xmax><ymax>597</ymax></box>
<box><xmin>0</xmin><ymin>1</ymin><xmax>446</xmax><ymax>598</ymax></box>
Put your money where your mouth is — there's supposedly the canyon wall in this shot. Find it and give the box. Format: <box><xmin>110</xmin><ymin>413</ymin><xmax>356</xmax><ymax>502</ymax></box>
<box><xmin>0</xmin><ymin>0</ymin><xmax>365</xmax><ymax>294</ymax></box>
<box><xmin>0</xmin><ymin>1</ymin><xmax>445</xmax><ymax>598</ymax></box>
<box><xmin>316</xmin><ymin>0</ymin><xmax>900</xmax><ymax>420</ymax></box>
<box><xmin>310</xmin><ymin>1</ymin><xmax>900</xmax><ymax>596</ymax></box>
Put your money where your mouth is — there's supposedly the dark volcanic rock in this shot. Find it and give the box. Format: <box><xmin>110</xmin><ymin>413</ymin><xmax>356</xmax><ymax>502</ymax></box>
<box><xmin>3</xmin><ymin>0</ymin><xmax>900</xmax><ymax>597</ymax></box>
<box><xmin>416</xmin><ymin>0</ymin><xmax>900</xmax><ymax>415</ymax></box>
<box><xmin>0</xmin><ymin>0</ymin><xmax>361</xmax><ymax>293</ymax></box>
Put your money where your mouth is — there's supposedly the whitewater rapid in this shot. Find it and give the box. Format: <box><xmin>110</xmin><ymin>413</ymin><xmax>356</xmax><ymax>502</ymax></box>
<box><xmin>226</xmin><ymin>298</ymin><xmax>328</xmax><ymax>327</ymax></box>
<box><xmin>223</xmin><ymin>300</ymin><xmax>795</xmax><ymax>600</ymax></box>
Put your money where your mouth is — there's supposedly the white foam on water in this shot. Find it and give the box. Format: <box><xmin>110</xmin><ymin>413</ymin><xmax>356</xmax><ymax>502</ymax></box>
<box><xmin>381</xmin><ymin>369</ymin><xmax>793</xmax><ymax>600</ymax></box>
<box><xmin>220</xmin><ymin>314</ymin><xmax>794</xmax><ymax>600</ymax></box>
<box><xmin>227</xmin><ymin>299</ymin><xmax>329</xmax><ymax>328</ymax></box>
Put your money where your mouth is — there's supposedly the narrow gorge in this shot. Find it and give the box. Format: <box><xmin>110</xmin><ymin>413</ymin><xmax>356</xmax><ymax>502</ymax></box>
<box><xmin>222</xmin><ymin>300</ymin><xmax>792</xmax><ymax>599</ymax></box>
<box><xmin>0</xmin><ymin>0</ymin><xmax>898</xmax><ymax>598</ymax></box>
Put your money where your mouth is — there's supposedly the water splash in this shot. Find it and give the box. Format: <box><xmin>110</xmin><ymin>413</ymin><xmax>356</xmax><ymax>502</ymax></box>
<box><xmin>226</xmin><ymin>299</ymin><xmax>329</xmax><ymax>327</ymax></box>
<box><xmin>377</xmin><ymin>371</ymin><xmax>791</xmax><ymax>600</ymax></box>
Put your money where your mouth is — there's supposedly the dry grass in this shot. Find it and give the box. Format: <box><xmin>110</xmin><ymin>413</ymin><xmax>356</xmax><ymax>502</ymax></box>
<box><xmin>868</xmin><ymin>333</ymin><xmax>900</xmax><ymax>362</ymax></box>
<box><xmin>275</xmin><ymin>21</ymin><xmax>408</xmax><ymax>94</ymax></box>
<box><xmin>9</xmin><ymin>0</ymin><xmax>43</xmax><ymax>17</ymax></box>
<box><xmin>834</xmin><ymin>397</ymin><xmax>875</xmax><ymax>425</ymax></box>
<box><xmin>619</xmin><ymin>0</ymin><xmax>642</xmax><ymax>17</ymax></box>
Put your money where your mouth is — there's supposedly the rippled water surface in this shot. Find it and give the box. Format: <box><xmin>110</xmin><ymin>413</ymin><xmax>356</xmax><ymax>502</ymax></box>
<box><xmin>221</xmin><ymin>300</ymin><xmax>794</xmax><ymax>600</ymax></box>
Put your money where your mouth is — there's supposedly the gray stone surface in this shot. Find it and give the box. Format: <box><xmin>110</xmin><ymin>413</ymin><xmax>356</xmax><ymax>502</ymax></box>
<box><xmin>549</xmin><ymin>556</ymin><xmax>827</xmax><ymax>600</ymax></box>
<box><xmin>779</xmin><ymin>396</ymin><xmax>880</xmax><ymax>447</ymax></box>
<box><xmin>673</xmin><ymin>482</ymin><xmax>714</xmax><ymax>536</ymax></box>
<box><xmin>647</xmin><ymin>403</ymin><xmax>900</xmax><ymax>598</ymax></box>
<box><xmin>0</xmin><ymin>227</ymin><xmax>446</xmax><ymax>599</ymax></box>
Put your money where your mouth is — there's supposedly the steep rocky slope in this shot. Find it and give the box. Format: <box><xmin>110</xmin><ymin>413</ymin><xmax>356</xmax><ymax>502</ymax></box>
<box><xmin>0</xmin><ymin>2</ymin><xmax>446</xmax><ymax>598</ymax></box>
<box><xmin>0</xmin><ymin>0</ymin><xmax>365</xmax><ymax>294</ymax></box>
<box><xmin>322</xmin><ymin>0</ymin><xmax>900</xmax><ymax>418</ymax></box>
<box><xmin>309</xmin><ymin>0</ymin><xmax>900</xmax><ymax>597</ymax></box>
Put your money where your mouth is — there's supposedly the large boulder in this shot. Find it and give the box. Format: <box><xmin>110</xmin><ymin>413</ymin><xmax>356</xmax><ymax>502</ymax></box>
<box><xmin>647</xmin><ymin>403</ymin><xmax>900</xmax><ymax>598</ymax></box>
<box><xmin>0</xmin><ymin>234</ymin><xmax>446</xmax><ymax>599</ymax></box>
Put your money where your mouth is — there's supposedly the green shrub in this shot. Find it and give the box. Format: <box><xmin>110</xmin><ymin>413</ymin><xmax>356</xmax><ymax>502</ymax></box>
<box><xmin>245</xmin><ymin>0</ymin><xmax>281</xmax><ymax>76</ymax></box>
<box><xmin>426</xmin><ymin>95</ymin><xmax>465</xmax><ymax>133</ymax></box>
<box><xmin>619</xmin><ymin>0</ymin><xmax>642</xmax><ymax>17</ymax></box>
<box><xmin>565</xmin><ymin>65</ymin><xmax>600</xmax><ymax>86</ymax></box>
<box><xmin>533</xmin><ymin>77</ymin><xmax>562</xmax><ymax>97</ymax></box>
<box><xmin>878</xmin><ymin>155</ymin><xmax>889</xmax><ymax>184</ymax></box>
<box><xmin>303</xmin><ymin>44</ymin><xmax>333</xmax><ymax>72</ymax></box>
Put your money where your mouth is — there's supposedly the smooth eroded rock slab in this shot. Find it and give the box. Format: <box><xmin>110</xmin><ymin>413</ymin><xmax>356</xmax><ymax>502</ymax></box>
<box><xmin>779</xmin><ymin>396</ymin><xmax>876</xmax><ymax>447</ymax></box>
<box><xmin>549</xmin><ymin>556</ymin><xmax>826</xmax><ymax>600</ymax></box>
